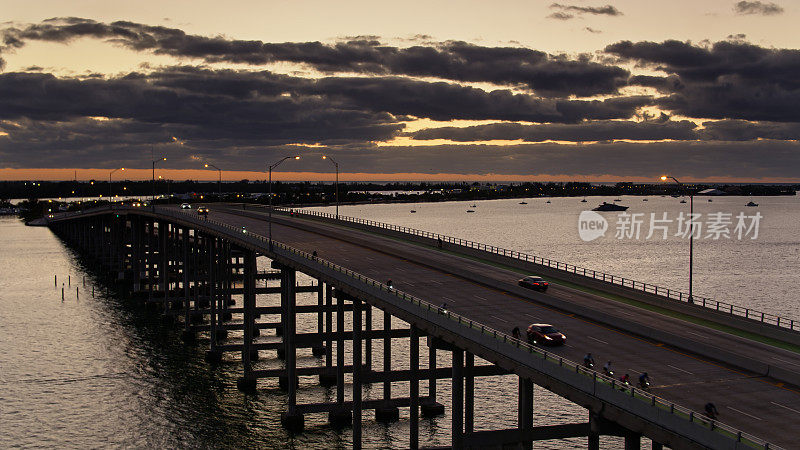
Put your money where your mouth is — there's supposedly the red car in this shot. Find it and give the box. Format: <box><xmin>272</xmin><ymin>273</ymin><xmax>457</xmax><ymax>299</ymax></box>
<box><xmin>526</xmin><ymin>323</ymin><xmax>566</xmax><ymax>346</ymax></box>
<box><xmin>518</xmin><ymin>276</ymin><xmax>549</xmax><ymax>292</ymax></box>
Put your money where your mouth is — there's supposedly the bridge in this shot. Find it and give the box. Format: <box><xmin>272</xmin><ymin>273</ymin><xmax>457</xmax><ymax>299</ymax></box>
<box><xmin>42</xmin><ymin>203</ymin><xmax>799</xmax><ymax>449</ymax></box>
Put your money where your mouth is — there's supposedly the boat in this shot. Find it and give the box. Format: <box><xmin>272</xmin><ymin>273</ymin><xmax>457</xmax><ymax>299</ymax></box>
<box><xmin>680</xmin><ymin>199</ymin><xmax>687</xmax><ymax>204</ymax></box>
<box><xmin>519</xmin><ymin>201</ymin><xmax>528</xmax><ymax>205</ymax></box>
<box><xmin>470</xmin><ymin>204</ymin><xmax>477</xmax><ymax>208</ymax></box>
<box><xmin>613</xmin><ymin>199</ymin><xmax>622</xmax><ymax>202</ymax></box>
<box><xmin>410</xmin><ymin>210</ymin><xmax>417</xmax><ymax>213</ymax></box>
<box><xmin>642</xmin><ymin>198</ymin><xmax>648</xmax><ymax>202</ymax></box>
<box><xmin>592</xmin><ymin>202</ymin><xmax>629</xmax><ymax>212</ymax></box>
<box><xmin>546</xmin><ymin>200</ymin><xmax>551</xmax><ymax>204</ymax></box>
<box><xmin>580</xmin><ymin>198</ymin><xmax>587</xmax><ymax>203</ymax></box>
<box><xmin>708</xmin><ymin>199</ymin><xmax>712</xmax><ymax>202</ymax></box>
<box><xmin>466</xmin><ymin>209</ymin><xmax>475</xmax><ymax>213</ymax></box>
<box><xmin>746</xmin><ymin>201</ymin><xmax>758</xmax><ymax>207</ymax></box>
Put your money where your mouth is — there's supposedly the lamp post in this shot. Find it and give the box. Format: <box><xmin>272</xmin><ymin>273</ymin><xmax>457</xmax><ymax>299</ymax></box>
<box><xmin>661</xmin><ymin>175</ymin><xmax>694</xmax><ymax>303</ymax></box>
<box><xmin>268</xmin><ymin>156</ymin><xmax>300</xmax><ymax>250</ymax></box>
<box><xmin>204</xmin><ymin>163</ymin><xmax>222</xmax><ymax>197</ymax></box>
<box><xmin>322</xmin><ymin>155</ymin><xmax>339</xmax><ymax>219</ymax></box>
<box><xmin>152</xmin><ymin>156</ymin><xmax>167</xmax><ymax>205</ymax></box>
<box><xmin>109</xmin><ymin>167</ymin><xmax>124</xmax><ymax>200</ymax></box>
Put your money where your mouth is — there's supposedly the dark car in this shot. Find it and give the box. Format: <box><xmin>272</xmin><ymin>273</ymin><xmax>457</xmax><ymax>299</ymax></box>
<box><xmin>518</xmin><ymin>276</ymin><xmax>549</xmax><ymax>292</ymax></box>
<box><xmin>197</xmin><ymin>206</ymin><xmax>209</xmax><ymax>216</ymax></box>
<box><xmin>526</xmin><ymin>323</ymin><xmax>566</xmax><ymax>346</ymax></box>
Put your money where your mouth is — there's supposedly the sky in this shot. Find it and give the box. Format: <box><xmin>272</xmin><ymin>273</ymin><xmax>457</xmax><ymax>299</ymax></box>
<box><xmin>0</xmin><ymin>0</ymin><xmax>798</xmax><ymax>182</ymax></box>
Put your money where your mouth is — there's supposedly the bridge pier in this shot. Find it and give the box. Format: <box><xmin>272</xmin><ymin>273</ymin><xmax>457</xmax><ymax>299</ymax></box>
<box><xmin>237</xmin><ymin>249</ymin><xmax>257</xmax><ymax>393</ymax></box>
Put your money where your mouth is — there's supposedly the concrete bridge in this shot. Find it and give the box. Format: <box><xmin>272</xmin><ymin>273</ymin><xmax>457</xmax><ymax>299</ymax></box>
<box><xmin>42</xmin><ymin>204</ymin><xmax>799</xmax><ymax>449</ymax></box>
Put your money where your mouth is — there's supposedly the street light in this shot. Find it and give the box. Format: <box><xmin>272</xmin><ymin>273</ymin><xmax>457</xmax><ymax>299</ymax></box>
<box><xmin>267</xmin><ymin>156</ymin><xmax>300</xmax><ymax>250</ymax></box>
<box><xmin>661</xmin><ymin>175</ymin><xmax>695</xmax><ymax>303</ymax></box>
<box><xmin>109</xmin><ymin>167</ymin><xmax>125</xmax><ymax>200</ymax></box>
<box><xmin>204</xmin><ymin>163</ymin><xmax>222</xmax><ymax>197</ymax></box>
<box><xmin>152</xmin><ymin>156</ymin><xmax>167</xmax><ymax>204</ymax></box>
<box><xmin>322</xmin><ymin>155</ymin><xmax>339</xmax><ymax>219</ymax></box>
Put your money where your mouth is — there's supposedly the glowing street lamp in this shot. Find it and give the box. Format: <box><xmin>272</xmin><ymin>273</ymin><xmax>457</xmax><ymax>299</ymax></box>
<box><xmin>152</xmin><ymin>156</ymin><xmax>167</xmax><ymax>204</ymax></box>
<box><xmin>109</xmin><ymin>167</ymin><xmax>124</xmax><ymax>200</ymax></box>
<box><xmin>322</xmin><ymin>155</ymin><xmax>339</xmax><ymax>219</ymax></box>
<box><xmin>204</xmin><ymin>163</ymin><xmax>222</xmax><ymax>196</ymax></box>
<box><xmin>661</xmin><ymin>175</ymin><xmax>695</xmax><ymax>302</ymax></box>
<box><xmin>267</xmin><ymin>156</ymin><xmax>300</xmax><ymax>250</ymax></box>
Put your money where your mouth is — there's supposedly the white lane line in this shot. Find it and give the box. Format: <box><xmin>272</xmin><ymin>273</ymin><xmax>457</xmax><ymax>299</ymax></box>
<box><xmin>771</xmin><ymin>357</ymin><xmax>800</xmax><ymax>367</ymax></box>
<box><xmin>527</xmin><ymin>314</ymin><xmax>541</xmax><ymax>320</ymax></box>
<box><xmin>442</xmin><ymin>296</ymin><xmax>454</xmax><ymax>302</ymax></box>
<box><xmin>667</xmin><ymin>364</ymin><xmax>693</xmax><ymax>375</ymax></box>
<box><xmin>771</xmin><ymin>402</ymin><xmax>800</xmax><ymax>414</ymax></box>
<box><xmin>727</xmin><ymin>407</ymin><xmax>762</xmax><ymax>421</ymax></box>
<box><xmin>588</xmin><ymin>336</ymin><xmax>608</xmax><ymax>345</ymax></box>
<box><xmin>490</xmin><ymin>315</ymin><xmax>510</xmax><ymax>324</ymax></box>
<box><xmin>474</xmin><ymin>295</ymin><xmax>488</xmax><ymax>301</ymax></box>
<box><xmin>685</xmin><ymin>330</ymin><xmax>706</xmax><ymax>338</ymax></box>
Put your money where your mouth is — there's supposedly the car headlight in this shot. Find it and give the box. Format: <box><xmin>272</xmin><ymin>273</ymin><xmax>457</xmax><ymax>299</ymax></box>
<box><xmin>544</xmin><ymin>335</ymin><xmax>552</xmax><ymax>340</ymax></box>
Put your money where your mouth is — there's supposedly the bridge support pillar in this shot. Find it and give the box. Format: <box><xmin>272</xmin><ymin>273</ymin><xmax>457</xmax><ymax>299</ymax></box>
<box><xmin>624</xmin><ymin>431</ymin><xmax>641</xmax><ymax>450</ymax></box>
<box><xmin>311</xmin><ymin>280</ymin><xmax>326</xmax><ymax>357</ymax></box>
<box><xmin>376</xmin><ymin>310</ymin><xmax>399</xmax><ymax>423</ymax></box>
<box><xmin>518</xmin><ymin>377</ymin><xmax>533</xmax><ymax>450</ymax></box>
<box><xmin>409</xmin><ymin>326</ymin><xmax>420</xmax><ymax>450</ymax></box>
<box><xmin>421</xmin><ymin>344</ymin><xmax>445</xmax><ymax>416</ymax></box>
<box><xmin>365</xmin><ymin>305</ymin><xmax>373</xmax><ymax>375</ymax></box>
<box><xmin>452</xmin><ymin>348</ymin><xmax>464</xmax><ymax>450</ymax></box>
<box><xmin>181</xmin><ymin>227</ymin><xmax>192</xmax><ymax>337</ymax></box>
<box><xmin>280</xmin><ymin>266</ymin><xmax>304</xmax><ymax>432</ymax></box>
<box><xmin>465</xmin><ymin>352</ymin><xmax>474</xmax><ymax>435</ymax></box>
<box><xmin>208</xmin><ymin>237</ymin><xmax>218</xmax><ymax>345</ymax></box>
<box><xmin>319</xmin><ymin>284</ymin><xmax>336</xmax><ymax>386</ymax></box>
<box><xmin>352</xmin><ymin>297</ymin><xmax>363</xmax><ymax>449</ymax></box>
<box><xmin>237</xmin><ymin>249</ymin><xmax>257</xmax><ymax>393</ymax></box>
<box><xmin>651</xmin><ymin>442</ymin><xmax>663</xmax><ymax>450</ymax></box>
<box><xmin>328</xmin><ymin>290</ymin><xmax>352</xmax><ymax>427</ymax></box>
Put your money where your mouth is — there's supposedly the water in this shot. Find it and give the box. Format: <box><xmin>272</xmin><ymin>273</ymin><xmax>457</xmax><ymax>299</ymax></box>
<box><xmin>2</xmin><ymin>195</ymin><xmax>796</xmax><ymax>448</ymax></box>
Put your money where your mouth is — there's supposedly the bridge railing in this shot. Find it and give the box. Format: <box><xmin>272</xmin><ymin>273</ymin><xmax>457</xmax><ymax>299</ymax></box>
<box><xmin>48</xmin><ymin>206</ymin><xmax>774</xmax><ymax>448</ymax></box>
<box><xmin>272</xmin><ymin>206</ymin><xmax>796</xmax><ymax>333</ymax></box>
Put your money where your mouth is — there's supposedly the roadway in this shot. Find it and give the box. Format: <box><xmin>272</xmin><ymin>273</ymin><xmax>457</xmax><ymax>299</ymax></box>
<box><xmin>175</xmin><ymin>205</ymin><xmax>800</xmax><ymax>447</ymax></box>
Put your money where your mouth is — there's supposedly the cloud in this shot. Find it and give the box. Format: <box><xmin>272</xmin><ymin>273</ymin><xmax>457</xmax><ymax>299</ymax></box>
<box><xmin>409</xmin><ymin>119</ymin><xmax>698</xmax><ymax>142</ymax></box>
<box><xmin>609</xmin><ymin>39</ymin><xmax>800</xmax><ymax>121</ymax></box>
<box><xmin>1</xmin><ymin>18</ymin><xmax>629</xmax><ymax>97</ymax></box>
<box><xmin>585</xmin><ymin>27</ymin><xmax>603</xmax><ymax>34</ymax></box>
<box><xmin>734</xmin><ymin>1</ymin><xmax>784</xmax><ymax>15</ymax></box>
<box><xmin>549</xmin><ymin>3</ymin><xmax>623</xmax><ymax>17</ymax></box>
<box><xmin>548</xmin><ymin>12</ymin><xmax>575</xmax><ymax>20</ymax></box>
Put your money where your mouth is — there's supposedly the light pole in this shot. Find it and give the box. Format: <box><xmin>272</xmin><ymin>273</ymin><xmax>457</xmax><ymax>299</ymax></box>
<box><xmin>109</xmin><ymin>167</ymin><xmax>124</xmax><ymax>200</ymax></box>
<box><xmin>322</xmin><ymin>155</ymin><xmax>339</xmax><ymax>219</ymax></box>
<box><xmin>204</xmin><ymin>163</ymin><xmax>222</xmax><ymax>197</ymax></box>
<box><xmin>268</xmin><ymin>156</ymin><xmax>300</xmax><ymax>250</ymax></box>
<box><xmin>152</xmin><ymin>156</ymin><xmax>167</xmax><ymax>205</ymax></box>
<box><xmin>661</xmin><ymin>175</ymin><xmax>694</xmax><ymax>303</ymax></box>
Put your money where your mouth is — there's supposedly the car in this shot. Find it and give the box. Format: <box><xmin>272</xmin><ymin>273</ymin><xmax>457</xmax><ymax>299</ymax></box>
<box><xmin>526</xmin><ymin>323</ymin><xmax>566</xmax><ymax>346</ymax></box>
<box><xmin>180</xmin><ymin>203</ymin><xmax>192</xmax><ymax>209</ymax></box>
<box><xmin>518</xmin><ymin>276</ymin><xmax>549</xmax><ymax>292</ymax></box>
<box><xmin>197</xmin><ymin>206</ymin><xmax>209</xmax><ymax>216</ymax></box>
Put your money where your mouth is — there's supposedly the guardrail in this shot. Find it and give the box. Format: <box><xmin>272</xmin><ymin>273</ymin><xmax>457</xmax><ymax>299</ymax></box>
<box><xmin>270</xmin><ymin>206</ymin><xmax>797</xmax><ymax>333</ymax></box>
<box><xmin>46</xmin><ymin>206</ymin><xmax>777</xmax><ymax>448</ymax></box>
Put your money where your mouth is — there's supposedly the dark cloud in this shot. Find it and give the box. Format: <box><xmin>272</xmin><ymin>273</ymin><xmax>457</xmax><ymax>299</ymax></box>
<box><xmin>734</xmin><ymin>1</ymin><xmax>784</xmax><ymax>15</ymax></box>
<box><xmin>699</xmin><ymin>119</ymin><xmax>800</xmax><ymax>140</ymax></box>
<box><xmin>548</xmin><ymin>12</ymin><xmax>575</xmax><ymax>20</ymax></box>
<box><xmin>585</xmin><ymin>27</ymin><xmax>603</xmax><ymax>34</ymax></box>
<box><xmin>1</xmin><ymin>18</ymin><xmax>629</xmax><ymax>97</ymax></box>
<box><xmin>610</xmin><ymin>39</ymin><xmax>800</xmax><ymax>121</ymax></box>
<box><xmin>550</xmin><ymin>3</ymin><xmax>623</xmax><ymax>17</ymax></box>
<box><xmin>410</xmin><ymin>119</ymin><xmax>698</xmax><ymax>142</ymax></box>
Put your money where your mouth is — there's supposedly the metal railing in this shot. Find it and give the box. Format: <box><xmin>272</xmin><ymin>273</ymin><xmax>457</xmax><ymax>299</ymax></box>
<box><xmin>47</xmin><ymin>205</ymin><xmax>776</xmax><ymax>448</ymax></box>
<box><xmin>273</xmin><ymin>206</ymin><xmax>797</xmax><ymax>333</ymax></box>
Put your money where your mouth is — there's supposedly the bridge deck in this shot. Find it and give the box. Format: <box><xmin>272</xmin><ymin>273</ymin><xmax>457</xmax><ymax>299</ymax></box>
<box><xmin>190</xmin><ymin>205</ymin><xmax>800</xmax><ymax>447</ymax></box>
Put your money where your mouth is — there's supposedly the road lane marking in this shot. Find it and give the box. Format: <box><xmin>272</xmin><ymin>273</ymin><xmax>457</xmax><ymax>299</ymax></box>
<box><xmin>475</xmin><ymin>295</ymin><xmax>488</xmax><ymax>301</ymax></box>
<box><xmin>685</xmin><ymin>330</ymin><xmax>706</xmax><ymax>338</ymax></box>
<box><xmin>770</xmin><ymin>402</ymin><xmax>800</xmax><ymax>414</ymax></box>
<box><xmin>667</xmin><ymin>364</ymin><xmax>693</xmax><ymax>375</ymax></box>
<box><xmin>727</xmin><ymin>407</ymin><xmax>762</xmax><ymax>421</ymax></box>
<box><xmin>490</xmin><ymin>315</ymin><xmax>510</xmax><ymax>324</ymax></box>
<box><xmin>588</xmin><ymin>336</ymin><xmax>608</xmax><ymax>345</ymax></box>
